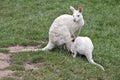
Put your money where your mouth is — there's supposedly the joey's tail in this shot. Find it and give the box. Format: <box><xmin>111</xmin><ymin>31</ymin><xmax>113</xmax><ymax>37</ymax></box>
<box><xmin>89</xmin><ymin>59</ymin><xmax>105</xmax><ymax>71</ymax></box>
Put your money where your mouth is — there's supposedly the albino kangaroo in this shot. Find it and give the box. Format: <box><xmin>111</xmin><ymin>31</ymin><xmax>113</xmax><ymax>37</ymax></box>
<box><xmin>10</xmin><ymin>6</ymin><xmax>84</xmax><ymax>53</ymax></box>
<box><xmin>70</xmin><ymin>37</ymin><xmax>105</xmax><ymax>71</ymax></box>
<box><xmin>40</xmin><ymin>6</ymin><xmax>84</xmax><ymax>51</ymax></box>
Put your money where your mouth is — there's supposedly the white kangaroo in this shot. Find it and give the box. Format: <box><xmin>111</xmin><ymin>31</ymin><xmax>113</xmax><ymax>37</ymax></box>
<box><xmin>70</xmin><ymin>37</ymin><xmax>105</xmax><ymax>71</ymax></box>
<box><xmin>10</xmin><ymin>6</ymin><xmax>84</xmax><ymax>53</ymax></box>
<box><xmin>41</xmin><ymin>6</ymin><xmax>84</xmax><ymax>51</ymax></box>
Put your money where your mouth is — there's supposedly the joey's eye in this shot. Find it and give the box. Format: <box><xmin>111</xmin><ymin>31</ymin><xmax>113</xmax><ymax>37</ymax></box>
<box><xmin>77</xmin><ymin>15</ymin><xmax>80</xmax><ymax>17</ymax></box>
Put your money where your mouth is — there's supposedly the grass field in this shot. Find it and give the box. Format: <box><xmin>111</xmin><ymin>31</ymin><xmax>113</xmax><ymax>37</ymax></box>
<box><xmin>0</xmin><ymin>0</ymin><xmax>120</xmax><ymax>80</ymax></box>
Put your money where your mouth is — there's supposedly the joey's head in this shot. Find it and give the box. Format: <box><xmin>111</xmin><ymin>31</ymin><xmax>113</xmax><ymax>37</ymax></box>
<box><xmin>70</xmin><ymin>6</ymin><xmax>83</xmax><ymax>22</ymax></box>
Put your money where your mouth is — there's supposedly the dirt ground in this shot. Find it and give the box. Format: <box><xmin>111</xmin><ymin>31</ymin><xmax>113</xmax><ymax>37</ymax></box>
<box><xmin>0</xmin><ymin>53</ymin><xmax>13</xmax><ymax>78</ymax></box>
<box><xmin>0</xmin><ymin>45</ymin><xmax>40</xmax><ymax>79</ymax></box>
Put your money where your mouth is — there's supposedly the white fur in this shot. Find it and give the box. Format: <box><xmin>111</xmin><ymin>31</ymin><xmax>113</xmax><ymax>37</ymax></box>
<box><xmin>70</xmin><ymin>37</ymin><xmax>105</xmax><ymax>71</ymax></box>
<box><xmin>41</xmin><ymin>6</ymin><xmax>84</xmax><ymax>51</ymax></box>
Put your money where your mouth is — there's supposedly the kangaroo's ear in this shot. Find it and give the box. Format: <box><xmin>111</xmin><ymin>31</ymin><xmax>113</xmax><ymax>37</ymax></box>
<box><xmin>70</xmin><ymin>6</ymin><xmax>75</xmax><ymax>12</ymax></box>
<box><xmin>78</xmin><ymin>7</ymin><xmax>83</xmax><ymax>13</ymax></box>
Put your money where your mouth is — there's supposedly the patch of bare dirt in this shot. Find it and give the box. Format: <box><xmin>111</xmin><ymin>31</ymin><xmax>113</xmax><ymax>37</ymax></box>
<box><xmin>0</xmin><ymin>70</ymin><xmax>14</xmax><ymax>79</ymax></box>
<box><xmin>0</xmin><ymin>53</ymin><xmax>13</xmax><ymax>79</ymax></box>
<box><xmin>0</xmin><ymin>53</ymin><xmax>11</xmax><ymax>70</ymax></box>
<box><xmin>0</xmin><ymin>45</ymin><xmax>41</xmax><ymax>79</ymax></box>
<box><xmin>0</xmin><ymin>61</ymin><xmax>10</xmax><ymax>70</ymax></box>
<box><xmin>24</xmin><ymin>62</ymin><xmax>40</xmax><ymax>70</ymax></box>
<box><xmin>8</xmin><ymin>45</ymin><xmax>39</xmax><ymax>53</ymax></box>
<box><xmin>0</xmin><ymin>53</ymin><xmax>11</xmax><ymax>60</ymax></box>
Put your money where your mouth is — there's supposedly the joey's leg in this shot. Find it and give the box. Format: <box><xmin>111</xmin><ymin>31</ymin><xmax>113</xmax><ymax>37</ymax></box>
<box><xmin>73</xmin><ymin>51</ymin><xmax>77</xmax><ymax>58</ymax></box>
<box><xmin>85</xmin><ymin>53</ymin><xmax>93</xmax><ymax>63</ymax></box>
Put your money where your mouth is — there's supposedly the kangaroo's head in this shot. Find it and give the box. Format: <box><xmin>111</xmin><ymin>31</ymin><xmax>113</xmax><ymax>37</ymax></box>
<box><xmin>70</xmin><ymin>6</ymin><xmax>83</xmax><ymax>22</ymax></box>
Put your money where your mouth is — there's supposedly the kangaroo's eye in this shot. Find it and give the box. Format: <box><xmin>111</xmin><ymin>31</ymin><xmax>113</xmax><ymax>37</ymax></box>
<box><xmin>77</xmin><ymin>15</ymin><xmax>80</xmax><ymax>17</ymax></box>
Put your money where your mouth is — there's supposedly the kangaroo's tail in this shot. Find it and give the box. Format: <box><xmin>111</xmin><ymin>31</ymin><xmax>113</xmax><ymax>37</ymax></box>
<box><xmin>89</xmin><ymin>59</ymin><xmax>105</xmax><ymax>71</ymax></box>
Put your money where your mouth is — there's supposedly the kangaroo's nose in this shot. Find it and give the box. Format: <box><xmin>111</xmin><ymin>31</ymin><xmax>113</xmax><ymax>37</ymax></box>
<box><xmin>73</xmin><ymin>19</ymin><xmax>76</xmax><ymax>22</ymax></box>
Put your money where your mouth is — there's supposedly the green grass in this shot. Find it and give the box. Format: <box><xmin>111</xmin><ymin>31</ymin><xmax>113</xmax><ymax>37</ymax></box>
<box><xmin>0</xmin><ymin>48</ymin><xmax>9</xmax><ymax>53</ymax></box>
<box><xmin>0</xmin><ymin>0</ymin><xmax>120</xmax><ymax>80</ymax></box>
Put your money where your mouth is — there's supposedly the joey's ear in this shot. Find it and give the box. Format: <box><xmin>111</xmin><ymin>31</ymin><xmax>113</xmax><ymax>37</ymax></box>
<box><xmin>70</xmin><ymin>6</ymin><xmax>75</xmax><ymax>12</ymax></box>
<box><xmin>78</xmin><ymin>7</ymin><xmax>83</xmax><ymax>13</ymax></box>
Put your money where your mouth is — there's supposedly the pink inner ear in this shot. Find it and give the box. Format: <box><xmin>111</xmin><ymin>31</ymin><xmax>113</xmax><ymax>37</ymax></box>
<box><xmin>79</xmin><ymin>7</ymin><xmax>83</xmax><ymax>12</ymax></box>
